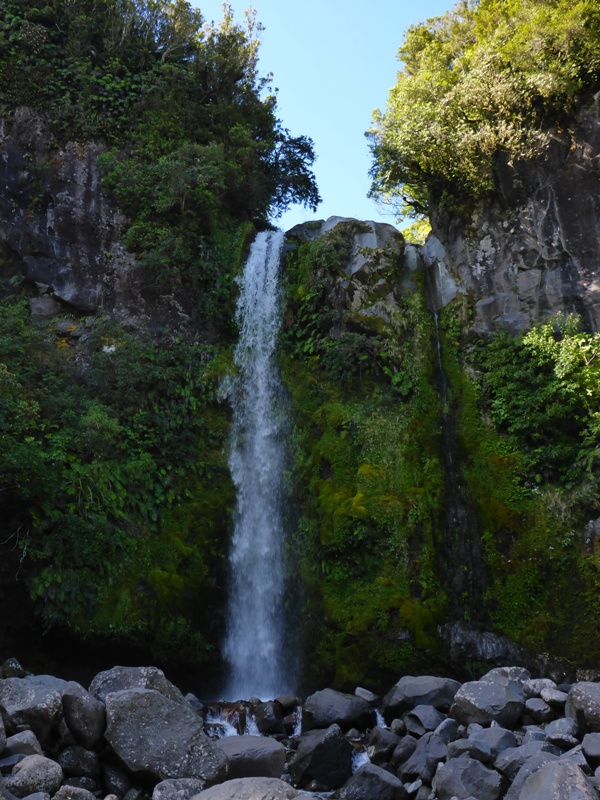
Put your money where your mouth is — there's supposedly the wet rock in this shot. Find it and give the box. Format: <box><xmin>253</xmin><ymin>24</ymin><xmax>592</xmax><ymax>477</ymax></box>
<box><xmin>390</xmin><ymin>734</ymin><xmax>418</xmax><ymax>767</ymax></box>
<box><xmin>213</xmin><ymin>735</ymin><xmax>285</xmax><ymax>779</ymax></box>
<box><xmin>251</xmin><ymin>702</ymin><xmax>284</xmax><ymax>736</ymax></box>
<box><xmin>434</xmin><ymin>756</ymin><xmax>504</xmax><ymax>800</ymax></box>
<box><xmin>366</xmin><ymin>726</ymin><xmax>401</xmax><ymax>765</ymax></box>
<box><xmin>399</xmin><ymin>732</ymin><xmax>447</xmax><ymax>783</ymax></box>
<box><xmin>4</xmin><ymin>755</ymin><xmax>63</xmax><ymax>797</ymax></box>
<box><xmin>404</xmin><ymin>705</ymin><xmax>446</xmax><ymax>737</ymax></box>
<box><xmin>89</xmin><ymin>667</ymin><xmax>185</xmax><ymax>704</ymax></box>
<box><xmin>189</xmin><ymin>777</ymin><xmax>301</xmax><ymax>799</ymax></box>
<box><xmin>302</xmin><ymin>688</ymin><xmax>375</xmax><ymax>732</ymax></box>
<box><xmin>518</xmin><ymin>760</ymin><xmax>598</xmax><ymax>800</ymax></box>
<box><xmin>288</xmin><ymin>724</ymin><xmax>353</xmax><ymax>790</ymax></box>
<box><xmin>104</xmin><ymin>688</ymin><xmax>227</xmax><ymax>784</ymax></box>
<box><xmin>152</xmin><ymin>778</ymin><xmax>210</xmax><ymax>800</ymax></box>
<box><xmin>333</xmin><ymin>763</ymin><xmax>408</xmax><ymax>799</ymax></box>
<box><xmin>0</xmin><ymin>677</ymin><xmax>63</xmax><ymax>743</ymax></box>
<box><xmin>62</xmin><ymin>681</ymin><xmax>106</xmax><ymax>749</ymax></box>
<box><xmin>450</xmin><ymin>676</ymin><xmax>524</xmax><ymax>727</ymax></box>
<box><xmin>566</xmin><ymin>682</ymin><xmax>600</xmax><ymax>731</ymax></box>
<box><xmin>382</xmin><ymin>676</ymin><xmax>461</xmax><ymax>721</ymax></box>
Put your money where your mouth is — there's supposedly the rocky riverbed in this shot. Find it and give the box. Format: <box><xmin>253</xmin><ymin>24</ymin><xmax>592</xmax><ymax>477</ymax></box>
<box><xmin>2</xmin><ymin>659</ymin><xmax>600</xmax><ymax>799</ymax></box>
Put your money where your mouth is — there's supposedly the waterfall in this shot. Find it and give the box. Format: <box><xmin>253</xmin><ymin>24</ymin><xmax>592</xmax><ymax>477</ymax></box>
<box><xmin>222</xmin><ymin>230</ymin><xmax>293</xmax><ymax>701</ymax></box>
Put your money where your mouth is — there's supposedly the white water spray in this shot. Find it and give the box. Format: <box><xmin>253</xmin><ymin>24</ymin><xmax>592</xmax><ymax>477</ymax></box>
<box><xmin>222</xmin><ymin>230</ymin><xmax>292</xmax><ymax>700</ymax></box>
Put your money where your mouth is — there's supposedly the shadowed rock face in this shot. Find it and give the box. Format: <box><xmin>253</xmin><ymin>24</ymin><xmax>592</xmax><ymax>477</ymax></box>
<box><xmin>0</xmin><ymin>108</ymin><xmax>192</xmax><ymax>332</ymax></box>
<box><xmin>425</xmin><ymin>96</ymin><xmax>600</xmax><ymax>335</ymax></box>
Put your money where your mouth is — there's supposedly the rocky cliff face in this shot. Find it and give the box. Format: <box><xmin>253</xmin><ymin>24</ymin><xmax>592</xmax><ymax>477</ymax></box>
<box><xmin>424</xmin><ymin>94</ymin><xmax>600</xmax><ymax>335</ymax></box>
<box><xmin>0</xmin><ymin>108</ymin><xmax>192</xmax><ymax>331</ymax></box>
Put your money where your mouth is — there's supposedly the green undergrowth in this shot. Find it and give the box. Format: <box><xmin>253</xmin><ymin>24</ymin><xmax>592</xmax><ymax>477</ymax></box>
<box><xmin>439</xmin><ymin>299</ymin><xmax>600</xmax><ymax>664</ymax></box>
<box><xmin>0</xmin><ymin>295</ymin><xmax>233</xmax><ymax>665</ymax></box>
<box><xmin>281</xmin><ymin>226</ymin><xmax>448</xmax><ymax>689</ymax></box>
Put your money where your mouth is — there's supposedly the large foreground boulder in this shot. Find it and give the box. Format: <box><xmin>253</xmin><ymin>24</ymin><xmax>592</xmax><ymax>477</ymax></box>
<box><xmin>518</xmin><ymin>760</ymin><xmax>598</xmax><ymax>799</ymax></box>
<box><xmin>89</xmin><ymin>666</ymin><xmax>185</xmax><ymax>704</ymax></box>
<box><xmin>288</xmin><ymin>724</ymin><xmax>353</xmax><ymax>790</ymax></box>
<box><xmin>0</xmin><ymin>676</ymin><xmax>65</xmax><ymax>743</ymax></box>
<box><xmin>213</xmin><ymin>736</ymin><xmax>285</xmax><ymax>779</ymax></box>
<box><xmin>190</xmin><ymin>777</ymin><xmax>301</xmax><ymax>799</ymax></box>
<box><xmin>302</xmin><ymin>688</ymin><xmax>375</xmax><ymax>732</ymax></box>
<box><xmin>565</xmin><ymin>682</ymin><xmax>600</xmax><ymax>732</ymax></box>
<box><xmin>104</xmin><ymin>688</ymin><xmax>227</xmax><ymax>785</ymax></box>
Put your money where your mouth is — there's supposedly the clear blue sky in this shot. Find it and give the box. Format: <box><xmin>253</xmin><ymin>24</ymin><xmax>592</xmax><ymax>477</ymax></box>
<box><xmin>192</xmin><ymin>1</ymin><xmax>453</xmax><ymax>232</ymax></box>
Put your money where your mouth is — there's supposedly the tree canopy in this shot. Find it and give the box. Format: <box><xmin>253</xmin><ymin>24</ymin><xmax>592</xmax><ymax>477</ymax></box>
<box><xmin>367</xmin><ymin>0</ymin><xmax>600</xmax><ymax>217</ymax></box>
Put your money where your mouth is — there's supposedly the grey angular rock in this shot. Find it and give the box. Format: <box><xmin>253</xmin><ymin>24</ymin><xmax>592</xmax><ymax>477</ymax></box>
<box><xmin>53</xmin><ymin>787</ymin><xmax>96</xmax><ymax>800</ymax></box>
<box><xmin>366</xmin><ymin>726</ymin><xmax>401</xmax><ymax>765</ymax></box>
<box><xmin>405</xmin><ymin>705</ymin><xmax>446</xmax><ymax>737</ymax></box>
<box><xmin>559</xmin><ymin>743</ymin><xmax>592</xmax><ymax>774</ymax></box>
<box><xmin>518</xmin><ymin>760</ymin><xmax>598</xmax><ymax>800</ymax></box>
<box><xmin>189</xmin><ymin>777</ymin><xmax>301</xmax><ymax>799</ymax></box>
<box><xmin>390</xmin><ymin>734</ymin><xmax>418</xmax><ymax>767</ymax></box>
<box><xmin>0</xmin><ymin>677</ymin><xmax>63</xmax><ymax>743</ymax></box>
<box><xmin>566</xmin><ymin>682</ymin><xmax>600</xmax><ymax>732</ymax></box>
<box><xmin>541</xmin><ymin>688</ymin><xmax>568</xmax><ymax>709</ymax></box>
<box><xmin>57</xmin><ymin>746</ymin><xmax>100</xmax><ymax>779</ymax></box>
<box><xmin>503</xmin><ymin>751</ymin><xmax>559</xmax><ymax>800</ymax></box>
<box><xmin>399</xmin><ymin>732</ymin><xmax>447</xmax><ymax>783</ymax></box>
<box><xmin>450</xmin><ymin>677</ymin><xmax>524</xmax><ymax>727</ymax></box>
<box><xmin>434</xmin><ymin>718</ymin><xmax>461</xmax><ymax>743</ymax></box>
<box><xmin>333</xmin><ymin>763</ymin><xmax>408</xmax><ymax>799</ymax></box>
<box><xmin>288</xmin><ymin>724</ymin><xmax>353</xmax><ymax>790</ymax></box>
<box><xmin>447</xmin><ymin>738</ymin><xmax>493</xmax><ymax>764</ymax></box>
<box><xmin>302</xmin><ymin>688</ymin><xmax>375</xmax><ymax>732</ymax></box>
<box><xmin>152</xmin><ymin>778</ymin><xmax>209</xmax><ymax>800</ymax></box>
<box><xmin>582</xmin><ymin>732</ymin><xmax>600</xmax><ymax>766</ymax></box>
<box><xmin>251</xmin><ymin>703</ymin><xmax>284</xmax><ymax>736</ymax></box>
<box><xmin>382</xmin><ymin>676</ymin><xmax>461</xmax><ymax>720</ymax></box>
<box><xmin>62</xmin><ymin>681</ymin><xmax>106</xmax><ymax>749</ymax></box>
<box><xmin>89</xmin><ymin>666</ymin><xmax>184</xmax><ymax>704</ymax></box>
<box><xmin>523</xmin><ymin>678</ymin><xmax>557</xmax><ymax>699</ymax></box>
<box><xmin>104</xmin><ymin>688</ymin><xmax>227</xmax><ymax>785</ymax></box>
<box><xmin>354</xmin><ymin>687</ymin><xmax>380</xmax><ymax>705</ymax></box>
<box><xmin>525</xmin><ymin>697</ymin><xmax>555</xmax><ymax>724</ymax></box>
<box><xmin>495</xmin><ymin>741</ymin><xmax>560</xmax><ymax>781</ymax></box>
<box><xmin>4</xmin><ymin>755</ymin><xmax>63</xmax><ymax>798</ymax></box>
<box><xmin>434</xmin><ymin>756</ymin><xmax>504</xmax><ymax>800</ymax></box>
<box><xmin>102</xmin><ymin>762</ymin><xmax>132</xmax><ymax>798</ymax></box>
<box><xmin>3</xmin><ymin>730</ymin><xmax>43</xmax><ymax>756</ymax></box>
<box><xmin>213</xmin><ymin>736</ymin><xmax>285</xmax><ymax>780</ymax></box>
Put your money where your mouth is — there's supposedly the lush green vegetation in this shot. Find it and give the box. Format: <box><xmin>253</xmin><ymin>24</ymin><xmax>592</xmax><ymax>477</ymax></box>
<box><xmin>0</xmin><ymin>0</ymin><xmax>319</xmax><ymax>317</ymax></box>
<box><xmin>438</xmin><ymin>301</ymin><xmax>600</xmax><ymax>665</ymax></box>
<box><xmin>281</xmin><ymin>223</ymin><xmax>449</xmax><ymax>688</ymax></box>
<box><xmin>368</xmin><ymin>0</ymin><xmax>600</xmax><ymax>216</ymax></box>
<box><xmin>0</xmin><ymin>295</ymin><xmax>234</xmax><ymax>662</ymax></box>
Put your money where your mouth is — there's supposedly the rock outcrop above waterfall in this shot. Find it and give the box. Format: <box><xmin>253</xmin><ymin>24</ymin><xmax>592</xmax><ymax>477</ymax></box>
<box><xmin>0</xmin><ymin>109</ymin><xmax>191</xmax><ymax>332</ymax></box>
<box><xmin>5</xmin><ymin>659</ymin><xmax>600</xmax><ymax>800</ymax></box>
<box><xmin>424</xmin><ymin>96</ymin><xmax>600</xmax><ymax>335</ymax></box>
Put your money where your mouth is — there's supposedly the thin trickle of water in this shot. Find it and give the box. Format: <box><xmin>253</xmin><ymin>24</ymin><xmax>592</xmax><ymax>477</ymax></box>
<box><xmin>222</xmin><ymin>230</ymin><xmax>293</xmax><ymax>701</ymax></box>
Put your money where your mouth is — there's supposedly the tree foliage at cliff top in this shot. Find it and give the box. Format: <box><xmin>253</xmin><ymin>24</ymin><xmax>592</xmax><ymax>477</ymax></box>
<box><xmin>368</xmin><ymin>0</ymin><xmax>600</xmax><ymax>216</ymax></box>
<box><xmin>0</xmin><ymin>0</ymin><xmax>320</xmax><ymax>224</ymax></box>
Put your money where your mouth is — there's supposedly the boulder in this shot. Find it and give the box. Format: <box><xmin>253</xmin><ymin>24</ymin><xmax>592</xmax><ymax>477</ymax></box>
<box><xmin>288</xmin><ymin>724</ymin><xmax>353</xmax><ymax>790</ymax></box>
<box><xmin>434</xmin><ymin>756</ymin><xmax>504</xmax><ymax>800</ymax></box>
<box><xmin>4</xmin><ymin>755</ymin><xmax>63</xmax><ymax>797</ymax></box>
<box><xmin>89</xmin><ymin>666</ymin><xmax>184</xmax><ymax>704</ymax></box>
<box><xmin>104</xmin><ymin>688</ymin><xmax>227</xmax><ymax>785</ymax></box>
<box><xmin>404</xmin><ymin>705</ymin><xmax>446</xmax><ymax>736</ymax></box>
<box><xmin>251</xmin><ymin>703</ymin><xmax>284</xmax><ymax>736</ymax></box>
<box><xmin>382</xmin><ymin>676</ymin><xmax>461</xmax><ymax>720</ymax></box>
<box><xmin>582</xmin><ymin>732</ymin><xmax>600</xmax><ymax>766</ymax></box>
<box><xmin>333</xmin><ymin>763</ymin><xmax>408</xmax><ymax>799</ymax></box>
<box><xmin>53</xmin><ymin>787</ymin><xmax>96</xmax><ymax>800</ymax></box>
<box><xmin>447</xmin><ymin>738</ymin><xmax>493</xmax><ymax>764</ymax></box>
<box><xmin>0</xmin><ymin>677</ymin><xmax>63</xmax><ymax>743</ymax></box>
<box><xmin>525</xmin><ymin>697</ymin><xmax>555</xmax><ymax>724</ymax></box>
<box><xmin>3</xmin><ymin>731</ymin><xmax>43</xmax><ymax>757</ymax></box>
<box><xmin>101</xmin><ymin>763</ymin><xmax>132</xmax><ymax>797</ymax></box>
<box><xmin>302</xmin><ymin>688</ymin><xmax>375</xmax><ymax>732</ymax></box>
<box><xmin>399</xmin><ymin>732</ymin><xmax>447</xmax><ymax>783</ymax></box>
<box><xmin>152</xmin><ymin>779</ymin><xmax>210</xmax><ymax>800</ymax></box>
<box><xmin>366</xmin><ymin>726</ymin><xmax>401</xmax><ymax>765</ymax></box>
<box><xmin>62</xmin><ymin>681</ymin><xmax>106</xmax><ymax>749</ymax></box>
<box><xmin>469</xmin><ymin>726</ymin><xmax>517</xmax><ymax>759</ymax></box>
<box><xmin>503</xmin><ymin>751</ymin><xmax>560</xmax><ymax>800</ymax></box>
<box><xmin>450</xmin><ymin>677</ymin><xmax>524</xmax><ymax>727</ymax></box>
<box><xmin>518</xmin><ymin>760</ymin><xmax>598</xmax><ymax>800</ymax></box>
<box><xmin>495</xmin><ymin>741</ymin><xmax>560</xmax><ymax>781</ymax></box>
<box><xmin>189</xmin><ymin>777</ymin><xmax>301</xmax><ymax>799</ymax></box>
<box><xmin>213</xmin><ymin>736</ymin><xmax>285</xmax><ymax>779</ymax></box>
<box><xmin>565</xmin><ymin>682</ymin><xmax>600</xmax><ymax>731</ymax></box>
<box><xmin>57</xmin><ymin>746</ymin><xmax>100</xmax><ymax>779</ymax></box>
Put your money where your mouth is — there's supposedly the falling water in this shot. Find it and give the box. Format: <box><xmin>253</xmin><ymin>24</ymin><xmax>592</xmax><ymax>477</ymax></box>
<box><xmin>222</xmin><ymin>230</ymin><xmax>293</xmax><ymax>700</ymax></box>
